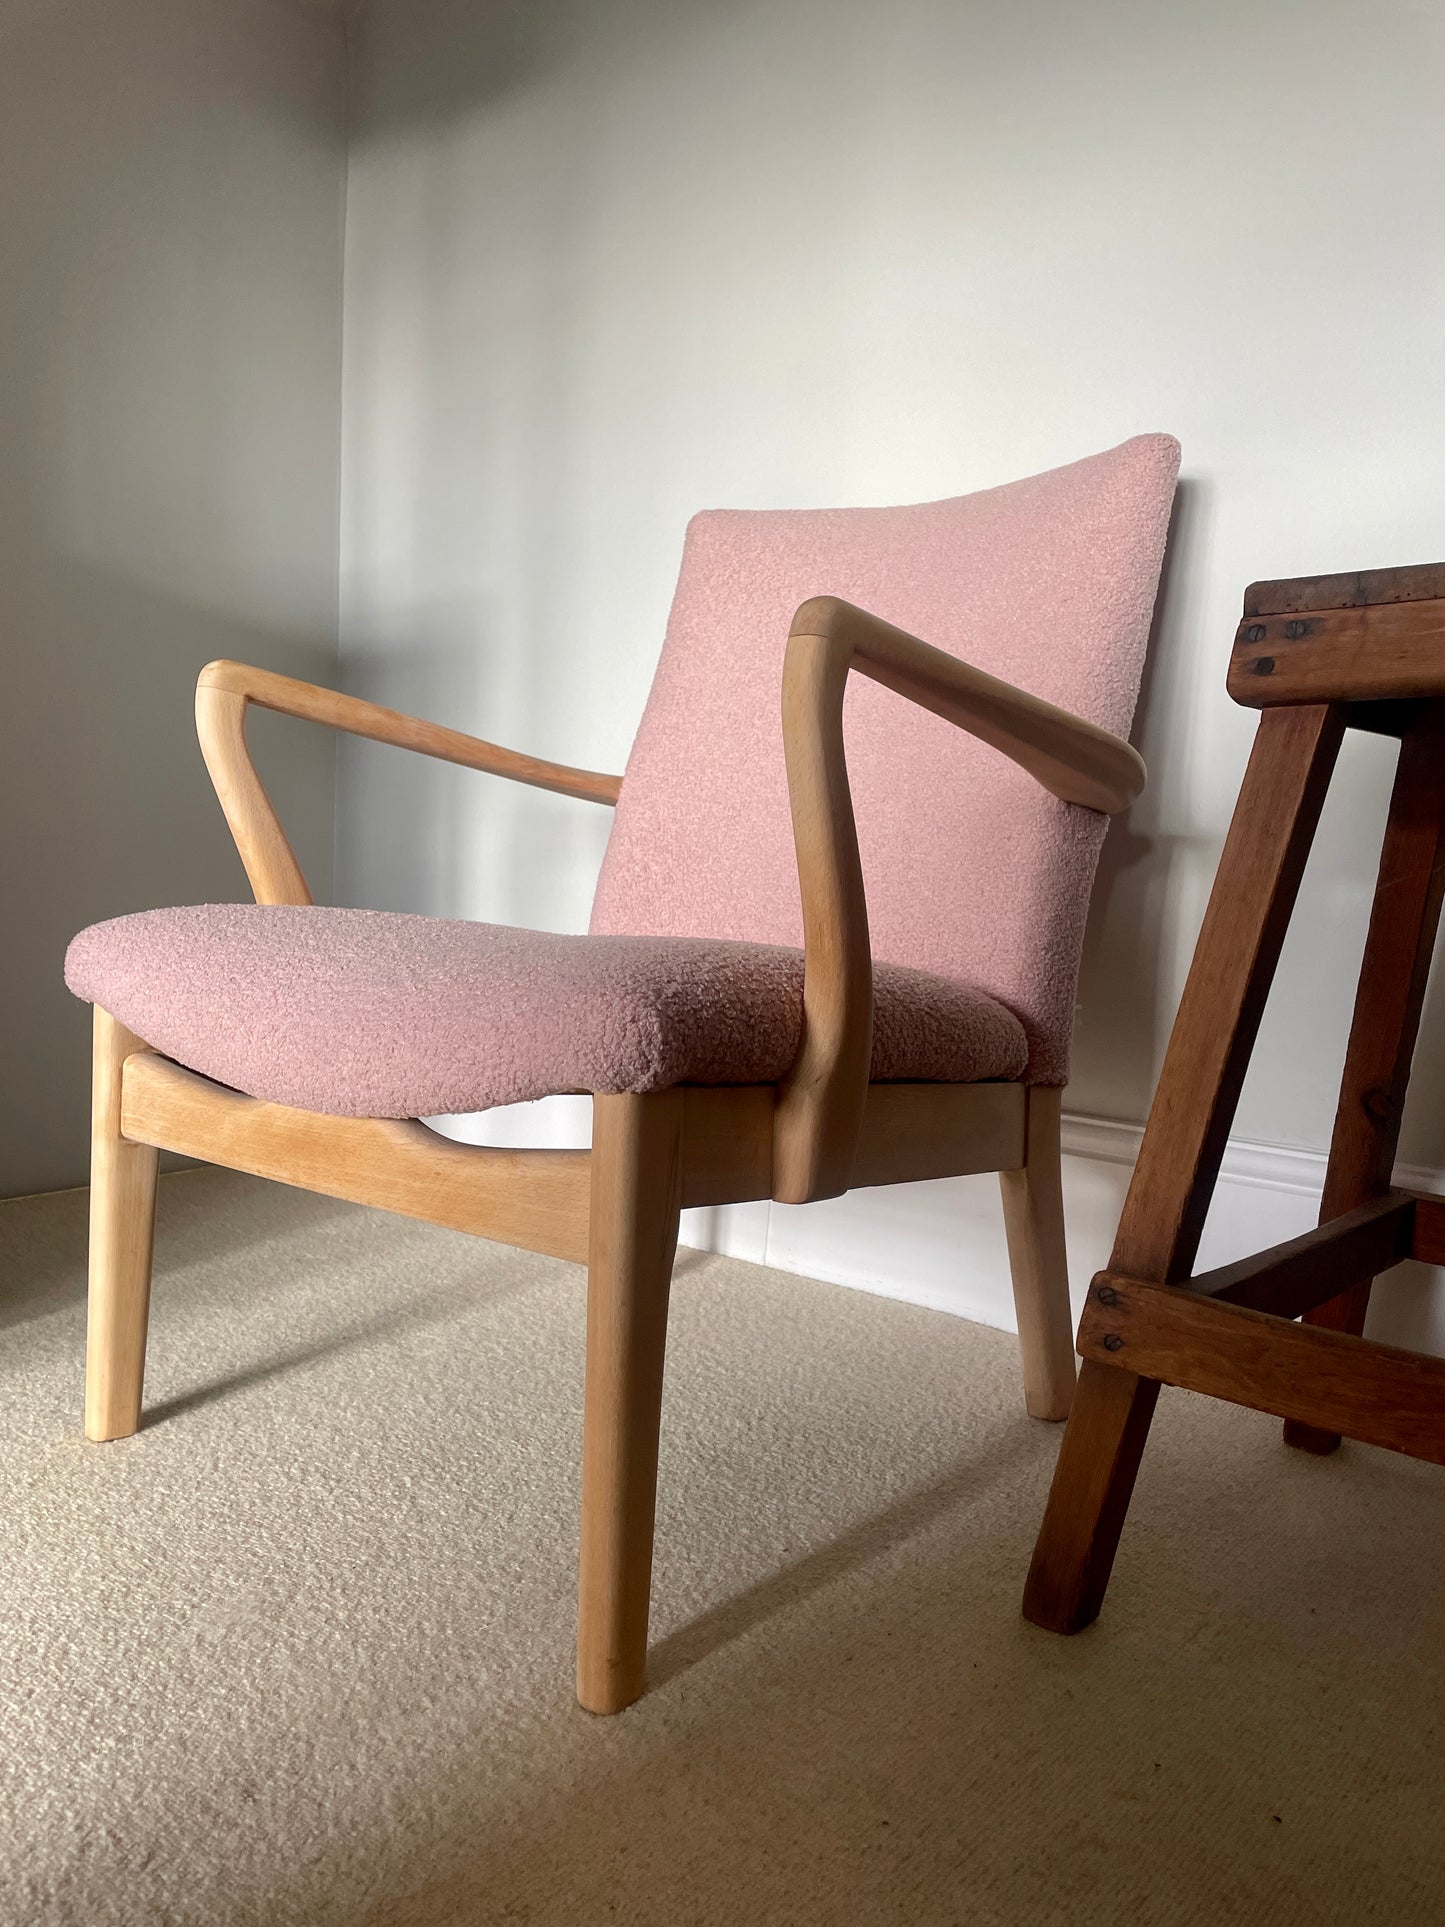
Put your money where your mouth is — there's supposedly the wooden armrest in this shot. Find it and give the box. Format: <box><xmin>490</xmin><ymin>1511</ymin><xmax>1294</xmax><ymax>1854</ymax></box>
<box><xmin>783</xmin><ymin>597</ymin><xmax>1144</xmax><ymax>815</ymax></box>
<box><xmin>196</xmin><ymin>659</ymin><xmax>622</xmax><ymax>906</ymax></box>
<box><xmin>772</xmin><ymin>596</ymin><xmax>1146</xmax><ymax>1204</ymax></box>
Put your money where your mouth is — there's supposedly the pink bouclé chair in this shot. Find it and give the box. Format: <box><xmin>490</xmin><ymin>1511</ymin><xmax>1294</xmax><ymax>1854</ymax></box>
<box><xmin>65</xmin><ymin>434</ymin><xmax>1179</xmax><ymax>1712</ymax></box>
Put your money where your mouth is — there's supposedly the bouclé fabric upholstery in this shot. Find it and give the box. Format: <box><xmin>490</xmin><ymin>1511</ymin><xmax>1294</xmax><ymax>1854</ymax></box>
<box><xmin>66</xmin><ymin>436</ymin><xmax>1177</xmax><ymax>1115</ymax></box>
<box><xmin>591</xmin><ymin>433</ymin><xmax>1179</xmax><ymax>1083</ymax></box>
<box><xmin>64</xmin><ymin>906</ymin><xmax>1028</xmax><ymax>1119</ymax></box>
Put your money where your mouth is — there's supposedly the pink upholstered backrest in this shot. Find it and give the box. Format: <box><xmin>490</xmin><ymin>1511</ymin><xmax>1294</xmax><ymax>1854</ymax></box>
<box><xmin>590</xmin><ymin>435</ymin><xmax>1179</xmax><ymax>1083</ymax></box>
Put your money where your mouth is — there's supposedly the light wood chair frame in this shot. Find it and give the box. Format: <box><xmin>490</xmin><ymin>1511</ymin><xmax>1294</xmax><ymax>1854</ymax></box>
<box><xmin>1024</xmin><ymin>562</ymin><xmax>1445</xmax><ymax>1636</ymax></box>
<box><xmin>84</xmin><ymin>594</ymin><xmax>1144</xmax><ymax>1713</ymax></box>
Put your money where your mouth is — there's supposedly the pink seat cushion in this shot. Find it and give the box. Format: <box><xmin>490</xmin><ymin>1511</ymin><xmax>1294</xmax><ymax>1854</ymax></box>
<box><xmin>591</xmin><ymin>435</ymin><xmax>1179</xmax><ymax>1083</ymax></box>
<box><xmin>64</xmin><ymin>905</ymin><xmax>1027</xmax><ymax>1119</ymax></box>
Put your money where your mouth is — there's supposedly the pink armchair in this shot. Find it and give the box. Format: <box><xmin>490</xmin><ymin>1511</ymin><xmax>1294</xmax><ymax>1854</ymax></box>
<box><xmin>65</xmin><ymin>433</ymin><xmax>1178</xmax><ymax>1711</ymax></box>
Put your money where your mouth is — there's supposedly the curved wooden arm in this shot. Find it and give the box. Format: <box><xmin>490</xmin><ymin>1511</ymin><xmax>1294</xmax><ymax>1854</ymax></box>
<box><xmin>772</xmin><ymin>596</ymin><xmax>1146</xmax><ymax>1204</ymax></box>
<box><xmin>195</xmin><ymin>659</ymin><xmax>623</xmax><ymax>905</ymax></box>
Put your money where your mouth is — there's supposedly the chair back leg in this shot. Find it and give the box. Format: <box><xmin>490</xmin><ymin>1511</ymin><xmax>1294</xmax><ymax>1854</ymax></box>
<box><xmin>999</xmin><ymin>1086</ymin><xmax>1076</xmax><ymax>1421</ymax></box>
<box><xmin>576</xmin><ymin>1089</ymin><xmax>683</xmax><ymax>1714</ymax></box>
<box><xmin>85</xmin><ymin>1007</ymin><xmax>160</xmax><ymax>1442</ymax></box>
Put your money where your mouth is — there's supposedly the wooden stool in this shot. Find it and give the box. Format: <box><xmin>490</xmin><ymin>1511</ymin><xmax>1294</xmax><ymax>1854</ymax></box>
<box><xmin>1025</xmin><ymin>562</ymin><xmax>1445</xmax><ymax>1634</ymax></box>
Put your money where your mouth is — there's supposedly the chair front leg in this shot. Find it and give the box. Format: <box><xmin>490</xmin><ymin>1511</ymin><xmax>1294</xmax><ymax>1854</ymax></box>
<box><xmin>998</xmin><ymin>1085</ymin><xmax>1076</xmax><ymax>1421</ymax></box>
<box><xmin>85</xmin><ymin>1007</ymin><xmax>159</xmax><ymax>1442</ymax></box>
<box><xmin>576</xmin><ymin>1089</ymin><xmax>684</xmax><ymax>1714</ymax></box>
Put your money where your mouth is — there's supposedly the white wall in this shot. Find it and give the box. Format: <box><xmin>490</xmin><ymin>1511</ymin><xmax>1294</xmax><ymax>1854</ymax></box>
<box><xmin>0</xmin><ymin>0</ymin><xmax>347</xmax><ymax>1196</ymax></box>
<box><xmin>337</xmin><ymin>0</ymin><xmax>1445</xmax><ymax>1337</ymax></box>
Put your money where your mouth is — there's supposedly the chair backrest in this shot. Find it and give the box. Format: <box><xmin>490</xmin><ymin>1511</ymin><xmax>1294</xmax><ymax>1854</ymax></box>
<box><xmin>590</xmin><ymin>435</ymin><xmax>1179</xmax><ymax>1082</ymax></box>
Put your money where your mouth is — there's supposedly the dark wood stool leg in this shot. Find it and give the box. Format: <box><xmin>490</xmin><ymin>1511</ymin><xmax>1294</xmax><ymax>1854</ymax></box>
<box><xmin>1286</xmin><ymin>708</ymin><xmax>1445</xmax><ymax>1454</ymax></box>
<box><xmin>1025</xmin><ymin>706</ymin><xmax>1345</xmax><ymax>1631</ymax></box>
<box><xmin>1023</xmin><ymin>1364</ymin><xmax>1159</xmax><ymax>1631</ymax></box>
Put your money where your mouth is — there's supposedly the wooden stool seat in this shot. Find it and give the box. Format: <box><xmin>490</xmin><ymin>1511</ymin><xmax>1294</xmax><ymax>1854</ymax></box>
<box><xmin>1025</xmin><ymin>560</ymin><xmax>1445</xmax><ymax>1634</ymax></box>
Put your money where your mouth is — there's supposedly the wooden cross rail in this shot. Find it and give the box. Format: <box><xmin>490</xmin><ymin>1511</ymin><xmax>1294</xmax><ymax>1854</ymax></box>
<box><xmin>1025</xmin><ymin>559</ymin><xmax>1445</xmax><ymax>1635</ymax></box>
<box><xmin>1075</xmin><ymin>1273</ymin><xmax>1445</xmax><ymax>1467</ymax></box>
<box><xmin>1155</xmin><ymin>1189</ymin><xmax>1415</xmax><ymax>1320</ymax></box>
<box><xmin>1074</xmin><ymin>1190</ymin><xmax>1445</xmax><ymax>1465</ymax></box>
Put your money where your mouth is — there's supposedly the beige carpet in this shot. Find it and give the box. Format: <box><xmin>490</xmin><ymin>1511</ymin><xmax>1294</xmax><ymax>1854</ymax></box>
<box><xmin>1</xmin><ymin>1170</ymin><xmax>1442</xmax><ymax>1926</ymax></box>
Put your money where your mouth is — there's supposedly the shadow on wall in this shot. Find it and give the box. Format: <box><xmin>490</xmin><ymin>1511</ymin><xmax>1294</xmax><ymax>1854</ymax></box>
<box><xmin>1071</xmin><ymin>476</ymin><xmax>1207</xmax><ymax>1123</ymax></box>
<box><xmin>349</xmin><ymin>0</ymin><xmax>711</xmax><ymax>135</ymax></box>
<box><xmin>0</xmin><ymin>0</ymin><xmax>345</xmax><ymax>1199</ymax></box>
<box><xmin>1</xmin><ymin>560</ymin><xmax>337</xmax><ymax>1199</ymax></box>
<box><xmin>336</xmin><ymin>617</ymin><xmax>616</xmax><ymax>936</ymax></box>
<box><xmin>340</xmin><ymin>1</ymin><xmax>645</xmax><ymax>937</ymax></box>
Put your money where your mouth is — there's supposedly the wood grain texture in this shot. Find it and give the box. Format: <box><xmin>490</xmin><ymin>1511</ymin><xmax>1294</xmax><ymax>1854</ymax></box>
<box><xmin>1244</xmin><ymin>563</ymin><xmax>1445</xmax><ymax>618</ymax></box>
<box><xmin>998</xmin><ymin>1087</ymin><xmax>1076</xmax><ymax>1421</ymax></box>
<box><xmin>1189</xmin><ymin>1192</ymin><xmax>1416</xmax><ymax>1320</ymax></box>
<box><xmin>576</xmin><ymin>1091</ymin><xmax>683</xmax><ymax>1715</ymax></box>
<box><xmin>1410</xmin><ymin>1194</ymin><xmax>1445</xmax><ymax>1266</ymax></box>
<box><xmin>1021</xmin><ymin>1361</ymin><xmax>1160</xmax><ymax>1633</ymax></box>
<box><xmin>679</xmin><ymin>1086</ymin><xmax>776</xmax><ymax>1205</ymax></box>
<box><xmin>200</xmin><ymin>658</ymin><xmax>622</xmax><ymax>801</ymax></box>
<box><xmin>1112</xmin><ymin>704</ymin><xmax>1345</xmax><ymax>1284</ymax></box>
<box><xmin>85</xmin><ymin>1009</ymin><xmax>160</xmax><ymax>1442</ymax></box>
<box><xmin>771</xmin><ymin>630</ymin><xmax>874</xmax><ymax>1203</ymax></box>
<box><xmin>772</xmin><ymin>594</ymin><xmax>1145</xmax><ymax>1205</ymax></box>
<box><xmin>195</xmin><ymin>682</ymin><xmax>313</xmax><ymax>906</ymax></box>
<box><xmin>682</xmin><ymin>1079</ymin><xmax>1028</xmax><ymax>1208</ymax></box>
<box><xmin>1025</xmin><ymin>702</ymin><xmax>1345</xmax><ymax>1634</ymax></box>
<box><xmin>121</xmin><ymin>1064</ymin><xmax>1039</xmax><ymax>1243</ymax></box>
<box><xmin>1312</xmin><ymin>709</ymin><xmax>1445</xmax><ymax>1222</ymax></box>
<box><xmin>1028</xmin><ymin>682</ymin><xmax>1445</xmax><ymax>1632</ymax></box>
<box><xmin>1077</xmin><ymin>1276</ymin><xmax>1445</xmax><ymax>1466</ymax></box>
<box><xmin>1286</xmin><ymin>703</ymin><xmax>1445</xmax><ymax>1451</ymax></box>
<box><xmin>1228</xmin><ymin>599</ymin><xmax>1445</xmax><ymax>707</ymax></box>
<box><xmin>850</xmin><ymin>1080</ymin><xmax>1027</xmax><ymax>1188</ymax></box>
<box><xmin>792</xmin><ymin>597</ymin><xmax>1147</xmax><ymax>814</ymax></box>
<box><xmin>120</xmin><ymin>1053</ymin><xmax>592</xmax><ymax>1264</ymax></box>
<box><xmin>196</xmin><ymin>658</ymin><xmax>621</xmax><ymax>905</ymax></box>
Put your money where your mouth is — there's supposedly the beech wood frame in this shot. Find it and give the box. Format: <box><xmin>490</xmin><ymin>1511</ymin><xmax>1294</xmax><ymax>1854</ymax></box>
<box><xmin>84</xmin><ymin>597</ymin><xmax>1142</xmax><ymax>1713</ymax></box>
<box><xmin>1025</xmin><ymin>561</ymin><xmax>1445</xmax><ymax>1636</ymax></box>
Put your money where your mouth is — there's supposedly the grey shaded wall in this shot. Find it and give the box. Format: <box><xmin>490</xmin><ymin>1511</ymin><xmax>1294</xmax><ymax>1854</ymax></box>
<box><xmin>0</xmin><ymin>0</ymin><xmax>347</xmax><ymax>1195</ymax></box>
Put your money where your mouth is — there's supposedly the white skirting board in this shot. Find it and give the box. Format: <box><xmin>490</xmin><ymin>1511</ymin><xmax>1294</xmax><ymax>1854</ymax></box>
<box><xmin>443</xmin><ymin>1098</ymin><xmax>1445</xmax><ymax>1359</ymax></box>
<box><xmin>680</xmin><ymin>1113</ymin><xmax>1445</xmax><ymax>1362</ymax></box>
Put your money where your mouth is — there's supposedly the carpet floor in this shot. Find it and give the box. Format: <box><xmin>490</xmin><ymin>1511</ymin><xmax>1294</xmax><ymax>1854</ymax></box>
<box><xmin>1</xmin><ymin>1168</ymin><xmax>1442</xmax><ymax>1925</ymax></box>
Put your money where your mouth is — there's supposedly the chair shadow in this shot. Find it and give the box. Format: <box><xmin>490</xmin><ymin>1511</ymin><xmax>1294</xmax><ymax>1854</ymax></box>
<box><xmin>154</xmin><ymin>1236</ymin><xmax>706</xmax><ymax>1428</ymax></box>
<box><xmin>0</xmin><ymin>1174</ymin><xmax>369</xmax><ymax>1337</ymax></box>
<box><xmin>141</xmin><ymin>1276</ymin><xmax>507</xmax><ymax>1428</ymax></box>
<box><xmin>647</xmin><ymin>1422</ymin><xmax>1041</xmax><ymax>1689</ymax></box>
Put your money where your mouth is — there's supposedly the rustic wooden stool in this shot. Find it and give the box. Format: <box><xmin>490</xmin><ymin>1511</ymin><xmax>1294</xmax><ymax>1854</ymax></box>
<box><xmin>1025</xmin><ymin>561</ymin><xmax>1445</xmax><ymax>1634</ymax></box>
